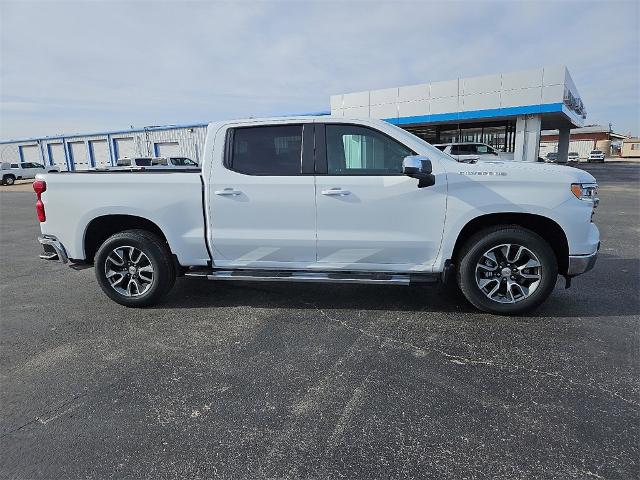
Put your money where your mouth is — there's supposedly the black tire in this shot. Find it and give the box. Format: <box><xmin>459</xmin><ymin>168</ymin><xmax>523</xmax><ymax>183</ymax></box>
<box><xmin>3</xmin><ymin>175</ymin><xmax>15</xmax><ymax>186</ymax></box>
<box><xmin>94</xmin><ymin>229</ymin><xmax>175</xmax><ymax>307</ymax></box>
<box><xmin>456</xmin><ymin>226</ymin><xmax>558</xmax><ymax>315</ymax></box>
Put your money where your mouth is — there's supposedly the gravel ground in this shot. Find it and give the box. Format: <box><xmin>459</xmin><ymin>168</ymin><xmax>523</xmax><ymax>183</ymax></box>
<box><xmin>0</xmin><ymin>162</ymin><xmax>638</xmax><ymax>479</ymax></box>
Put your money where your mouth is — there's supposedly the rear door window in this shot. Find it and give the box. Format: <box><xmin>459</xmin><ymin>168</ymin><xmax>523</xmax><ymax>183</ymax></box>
<box><xmin>227</xmin><ymin>125</ymin><xmax>303</xmax><ymax>175</ymax></box>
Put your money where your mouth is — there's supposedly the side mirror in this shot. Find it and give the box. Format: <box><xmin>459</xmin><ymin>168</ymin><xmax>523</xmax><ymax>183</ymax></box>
<box><xmin>402</xmin><ymin>155</ymin><xmax>435</xmax><ymax>188</ymax></box>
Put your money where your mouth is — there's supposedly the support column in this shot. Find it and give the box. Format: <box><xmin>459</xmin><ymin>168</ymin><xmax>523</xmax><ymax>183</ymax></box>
<box><xmin>513</xmin><ymin>115</ymin><xmax>541</xmax><ymax>162</ymax></box>
<box><xmin>557</xmin><ymin>128</ymin><xmax>570</xmax><ymax>163</ymax></box>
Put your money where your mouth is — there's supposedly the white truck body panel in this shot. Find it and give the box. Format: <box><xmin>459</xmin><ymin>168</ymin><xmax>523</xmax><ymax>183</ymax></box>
<box><xmin>38</xmin><ymin>173</ymin><xmax>209</xmax><ymax>266</ymax></box>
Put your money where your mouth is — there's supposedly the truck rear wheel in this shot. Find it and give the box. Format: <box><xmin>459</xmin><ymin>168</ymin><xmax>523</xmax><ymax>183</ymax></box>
<box><xmin>457</xmin><ymin>226</ymin><xmax>558</xmax><ymax>315</ymax></box>
<box><xmin>3</xmin><ymin>175</ymin><xmax>15</xmax><ymax>186</ymax></box>
<box><xmin>94</xmin><ymin>229</ymin><xmax>175</xmax><ymax>307</ymax></box>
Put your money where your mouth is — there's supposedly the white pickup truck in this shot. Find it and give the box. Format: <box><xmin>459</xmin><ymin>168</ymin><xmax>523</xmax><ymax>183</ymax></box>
<box><xmin>1</xmin><ymin>161</ymin><xmax>59</xmax><ymax>185</ymax></box>
<box><xmin>34</xmin><ymin>116</ymin><xmax>600</xmax><ymax>314</ymax></box>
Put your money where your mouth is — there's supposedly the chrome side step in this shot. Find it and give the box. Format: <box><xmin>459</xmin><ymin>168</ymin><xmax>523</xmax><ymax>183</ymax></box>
<box><xmin>185</xmin><ymin>269</ymin><xmax>438</xmax><ymax>285</ymax></box>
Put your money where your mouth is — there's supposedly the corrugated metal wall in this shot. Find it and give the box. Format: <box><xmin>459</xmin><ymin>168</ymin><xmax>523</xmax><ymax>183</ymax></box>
<box><xmin>0</xmin><ymin>142</ymin><xmax>24</xmax><ymax>164</ymax></box>
<box><xmin>0</xmin><ymin>124</ymin><xmax>208</xmax><ymax>171</ymax></box>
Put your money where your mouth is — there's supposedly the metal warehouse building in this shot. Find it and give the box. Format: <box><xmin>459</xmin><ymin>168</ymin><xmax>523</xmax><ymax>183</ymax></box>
<box><xmin>0</xmin><ymin>124</ymin><xmax>208</xmax><ymax>171</ymax></box>
<box><xmin>1</xmin><ymin>65</ymin><xmax>587</xmax><ymax>169</ymax></box>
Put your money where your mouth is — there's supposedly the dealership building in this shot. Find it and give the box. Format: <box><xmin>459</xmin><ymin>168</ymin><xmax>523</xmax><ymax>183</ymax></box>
<box><xmin>0</xmin><ymin>65</ymin><xmax>588</xmax><ymax>170</ymax></box>
<box><xmin>330</xmin><ymin>65</ymin><xmax>585</xmax><ymax>163</ymax></box>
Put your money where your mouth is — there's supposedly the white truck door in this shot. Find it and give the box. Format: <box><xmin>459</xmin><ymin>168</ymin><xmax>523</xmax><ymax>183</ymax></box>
<box><xmin>209</xmin><ymin>123</ymin><xmax>316</xmax><ymax>267</ymax></box>
<box><xmin>315</xmin><ymin>123</ymin><xmax>447</xmax><ymax>271</ymax></box>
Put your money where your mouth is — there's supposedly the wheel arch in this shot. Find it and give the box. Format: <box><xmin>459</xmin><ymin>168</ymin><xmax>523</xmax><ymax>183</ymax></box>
<box><xmin>450</xmin><ymin>213</ymin><xmax>569</xmax><ymax>275</ymax></box>
<box><xmin>83</xmin><ymin>214</ymin><xmax>171</xmax><ymax>264</ymax></box>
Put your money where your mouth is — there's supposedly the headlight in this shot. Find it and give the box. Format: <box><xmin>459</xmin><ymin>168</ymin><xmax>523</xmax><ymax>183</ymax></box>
<box><xmin>571</xmin><ymin>183</ymin><xmax>598</xmax><ymax>204</ymax></box>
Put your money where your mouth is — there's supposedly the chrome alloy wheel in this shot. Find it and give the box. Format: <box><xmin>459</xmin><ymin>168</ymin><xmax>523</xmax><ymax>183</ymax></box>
<box><xmin>104</xmin><ymin>246</ymin><xmax>154</xmax><ymax>297</ymax></box>
<box><xmin>475</xmin><ymin>243</ymin><xmax>542</xmax><ymax>304</ymax></box>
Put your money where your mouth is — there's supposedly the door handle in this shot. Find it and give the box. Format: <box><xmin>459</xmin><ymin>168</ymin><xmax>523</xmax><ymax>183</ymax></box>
<box><xmin>215</xmin><ymin>188</ymin><xmax>242</xmax><ymax>196</ymax></box>
<box><xmin>321</xmin><ymin>188</ymin><xmax>351</xmax><ymax>196</ymax></box>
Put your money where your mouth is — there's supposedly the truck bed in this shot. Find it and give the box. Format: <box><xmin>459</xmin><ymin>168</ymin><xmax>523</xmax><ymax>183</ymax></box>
<box><xmin>37</xmin><ymin>171</ymin><xmax>210</xmax><ymax>266</ymax></box>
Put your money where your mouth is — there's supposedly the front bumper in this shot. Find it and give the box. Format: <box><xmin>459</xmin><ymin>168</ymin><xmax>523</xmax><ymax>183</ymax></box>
<box><xmin>567</xmin><ymin>244</ymin><xmax>599</xmax><ymax>276</ymax></box>
<box><xmin>38</xmin><ymin>235</ymin><xmax>68</xmax><ymax>264</ymax></box>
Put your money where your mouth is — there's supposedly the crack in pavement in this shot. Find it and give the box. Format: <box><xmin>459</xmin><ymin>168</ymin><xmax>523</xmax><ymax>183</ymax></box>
<box><xmin>308</xmin><ymin>304</ymin><xmax>640</xmax><ymax>408</ymax></box>
<box><xmin>1</xmin><ymin>383</ymin><xmax>104</xmax><ymax>438</ymax></box>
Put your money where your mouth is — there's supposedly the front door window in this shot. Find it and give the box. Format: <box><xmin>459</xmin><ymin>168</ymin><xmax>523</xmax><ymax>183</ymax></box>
<box><xmin>325</xmin><ymin>124</ymin><xmax>414</xmax><ymax>176</ymax></box>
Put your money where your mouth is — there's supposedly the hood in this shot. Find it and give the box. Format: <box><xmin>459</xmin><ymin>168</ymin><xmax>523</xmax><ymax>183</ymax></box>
<box><xmin>473</xmin><ymin>160</ymin><xmax>597</xmax><ymax>184</ymax></box>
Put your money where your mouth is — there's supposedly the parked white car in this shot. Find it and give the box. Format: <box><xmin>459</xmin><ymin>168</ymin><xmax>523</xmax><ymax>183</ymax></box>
<box><xmin>433</xmin><ymin>142</ymin><xmax>512</xmax><ymax>163</ymax></box>
<box><xmin>568</xmin><ymin>152</ymin><xmax>580</xmax><ymax>162</ymax></box>
<box><xmin>1</xmin><ymin>162</ymin><xmax>59</xmax><ymax>185</ymax></box>
<box><xmin>34</xmin><ymin>116</ymin><xmax>600</xmax><ymax>314</ymax></box>
<box><xmin>588</xmin><ymin>150</ymin><xmax>605</xmax><ymax>163</ymax></box>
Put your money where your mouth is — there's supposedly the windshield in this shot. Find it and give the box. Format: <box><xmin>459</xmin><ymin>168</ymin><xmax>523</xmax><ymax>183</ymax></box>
<box><xmin>170</xmin><ymin>157</ymin><xmax>197</xmax><ymax>166</ymax></box>
<box><xmin>385</xmin><ymin>124</ymin><xmax>461</xmax><ymax>163</ymax></box>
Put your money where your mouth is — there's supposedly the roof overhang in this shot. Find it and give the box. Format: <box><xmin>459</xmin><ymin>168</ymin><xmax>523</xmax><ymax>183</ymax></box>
<box><xmin>331</xmin><ymin>66</ymin><xmax>586</xmax><ymax>130</ymax></box>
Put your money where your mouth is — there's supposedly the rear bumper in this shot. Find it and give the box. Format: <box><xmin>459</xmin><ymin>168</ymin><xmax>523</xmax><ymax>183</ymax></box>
<box><xmin>567</xmin><ymin>244</ymin><xmax>599</xmax><ymax>276</ymax></box>
<box><xmin>38</xmin><ymin>235</ymin><xmax>68</xmax><ymax>263</ymax></box>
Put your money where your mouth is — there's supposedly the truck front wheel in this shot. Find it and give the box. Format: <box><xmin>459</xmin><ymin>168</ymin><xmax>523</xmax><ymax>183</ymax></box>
<box><xmin>457</xmin><ymin>226</ymin><xmax>558</xmax><ymax>315</ymax></box>
<box><xmin>94</xmin><ymin>229</ymin><xmax>175</xmax><ymax>307</ymax></box>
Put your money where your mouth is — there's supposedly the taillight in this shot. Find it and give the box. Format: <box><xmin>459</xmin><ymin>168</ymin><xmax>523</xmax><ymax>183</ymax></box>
<box><xmin>33</xmin><ymin>180</ymin><xmax>46</xmax><ymax>222</ymax></box>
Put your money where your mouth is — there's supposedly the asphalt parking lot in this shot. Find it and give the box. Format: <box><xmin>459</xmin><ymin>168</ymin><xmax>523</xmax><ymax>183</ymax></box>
<box><xmin>1</xmin><ymin>163</ymin><xmax>638</xmax><ymax>479</ymax></box>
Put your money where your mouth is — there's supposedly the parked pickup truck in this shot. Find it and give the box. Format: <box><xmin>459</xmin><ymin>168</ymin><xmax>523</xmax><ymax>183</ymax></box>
<box><xmin>34</xmin><ymin>116</ymin><xmax>600</xmax><ymax>314</ymax></box>
<box><xmin>1</xmin><ymin>161</ymin><xmax>59</xmax><ymax>185</ymax></box>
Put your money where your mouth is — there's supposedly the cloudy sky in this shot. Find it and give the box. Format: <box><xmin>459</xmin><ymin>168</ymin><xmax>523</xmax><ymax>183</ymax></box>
<box><xmin>1</xmin><ymin>0</ymin><xmax>638</xmax><ymax>139</ymax></box>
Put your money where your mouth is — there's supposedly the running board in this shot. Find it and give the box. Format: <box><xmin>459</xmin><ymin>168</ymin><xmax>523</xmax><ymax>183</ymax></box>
<box><xmin>184</xmin><ymin>269</ymin><xmax>439</xmax><ymax>285</ymax></box>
